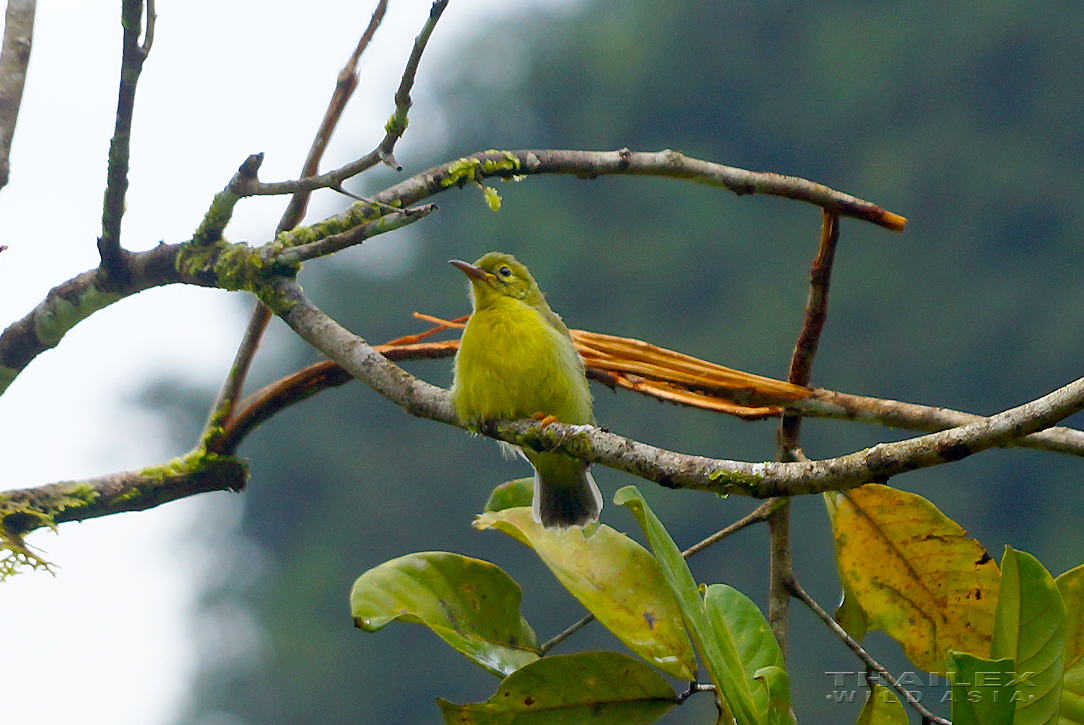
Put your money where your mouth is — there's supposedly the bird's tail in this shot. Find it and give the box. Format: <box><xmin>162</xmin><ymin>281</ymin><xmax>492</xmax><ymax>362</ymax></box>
<box><xmin>528</xmin><ymin>452</ymin><xmax>603</xmax><ymax>529</ymax></box>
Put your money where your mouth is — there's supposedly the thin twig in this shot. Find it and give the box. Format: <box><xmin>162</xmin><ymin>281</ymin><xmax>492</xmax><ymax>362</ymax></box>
<box><xmin>780</xmin><ymin>211</ymin><xmax>840</xmax><ymax>450</ymax></box>
<box><xmin>769</xmin><ymin>211</ymin><xmax>842</xmax><ymax>655</ymax></box>
<box><xmin>0</xmin><ymin>0</ymin><xmax>35</xmax><ymax>190</ymax></box>
<box><xmin>205</xmin><ymin>0</ymin><xmax>394</xmax><ymax>452</ymax></box>
<box><xmin>97</xmin><ymin>0</ymin><xmax>154</xmax><ymax>286</ymax></box>
<box><xmin>141</xmin><ymin>0</ymin><xmax>155</xmax><ymax>53</ymax></box>
<box><xmin>790</xmin><ymin>580</ymin><xmax>951</xmax><ymax>725</ymax></box>
<box><xmin>202</xmin><ymin>304</ymin><xmax>278</xmax><ymax>452</ymax></box>
<box><xmin>278</xmin><ymin>0</ymin><xmax>389</xmax><ymax>232</ymax></box>
<box><xmin>376</xmin><ymin>0</ymin><xmax>449</xmax><ymax>170</ymax></box>
<box><xmin>539</xmin><ymin>613</ymin><xmax>595</xmax><ymax>654</ymax></box>
<box><xmin>275</xmin><ymin>203</ymin><xmax>436</xmax><ymax>265</ymax></box>
<box><xmin>682</xmin><ymin>499</ymin><xmax>782</xmax><ymax>558</ymax></box>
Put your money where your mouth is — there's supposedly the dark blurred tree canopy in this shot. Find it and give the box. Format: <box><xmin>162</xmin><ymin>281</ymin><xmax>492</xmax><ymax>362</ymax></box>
<box><xmin>178</xmin><ymin>1</ymin><xmax>1084</xmax><ymax>723</ymax></box>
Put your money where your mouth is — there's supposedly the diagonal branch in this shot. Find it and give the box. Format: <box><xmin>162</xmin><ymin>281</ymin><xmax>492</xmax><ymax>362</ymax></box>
<box><xmin>790</xmin><ymin>580</ymin><xmax>951</xmax><ymax>725</ymax></box>
<box><xmin>210</xmin><ymin>330</ymin><xmax>1084</xmax><ymax>459</ymax></box>
<box><xmin>375</xmin><ymin>0</ymin><xmax>448</xmax><ymax>170</ymax></box>
<box><xmin>0</xmin><ymin>0</ymin><xmax>35</xmax><ymax>191</ymax></box>
<box><xmin>277</xmin><ymin>0</ymin><xmax>389</xmax><ymax>229</ymax></box>
<box><xmin>5</xmin><ymin>249</ymin><xmax>1084</xmax><ymax>548</ymax></box>
<box><xmin>204</xmin><ymin>0</ymin><xmax>445</xmax><ymax>450</ymax></box>
<box><xmin>270</xmin><ymin>275</ymin><xmax>1084</xmax><ymax>497</ymax></box>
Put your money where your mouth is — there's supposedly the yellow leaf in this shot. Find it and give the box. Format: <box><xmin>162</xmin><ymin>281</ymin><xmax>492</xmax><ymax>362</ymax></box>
<box><xmin>475</xmin><ymin>507</ymin><xmax>697</xmax><ymax>681</ymax></box>
<box><xmin>826</xmin><ymin>484</ymin><xmax>1000</xmax><ymax>674</ymax></box>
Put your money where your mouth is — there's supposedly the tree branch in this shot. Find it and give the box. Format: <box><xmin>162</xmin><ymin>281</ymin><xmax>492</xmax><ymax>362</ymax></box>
<box><xmin>212</xmin><ymin>334</ymin><xmax>1084</xmax><ymax>459</ymax></box>
<box><xmin>97</xmin><ymin>0</ymin><xmax>154</xmax><ymax>286</ymax></box>
<box><xmin>204</xmin><ymin>0</ymin><xmax>440</xmax><ymax>451</ymax></box>
<box><xmin>271</xmin><ymin>275</ymin><xmax>1084</xmax><ymax>497</ymax></box>
<box><xmin>769</xmin><ymin>211</ymin><xmax>842</xmax><ymax>656</ymax></box>
<box><xmin>376</xmin><ymin>0</ymin><xmax>448</xmax><ymax>170</ymax></box>
<box><xmin>238</xmin><ymin>148</ymin><xmax>907</xmax><ymax>231</ymax></box>
<box><xmin>789</xmin><ymin>580</ymin><xmax>951</xmax><ymax>725</ymax></box>
<box><xmin>276</xmin><ymin>0</ymin><xmax>389</xmax><ymax>229</ymax></box>
<box><xmin>0</xmin><ymin>242</ymin><xmax>190</xmax><ymax>389</ymax></box>
<box><xmin>0</xmin><ymin>0</ymin><xmax>35</xmax><ymax>191</ymax></box>
<box><xmin>274</xmin><ymin>203</ymin><xmax>436</xmax><ymax>265</ymax></box>
<box><xmin>1</xmin><ymin>450</ymin><xmax>247</xmax><ymax>577</ymax></box>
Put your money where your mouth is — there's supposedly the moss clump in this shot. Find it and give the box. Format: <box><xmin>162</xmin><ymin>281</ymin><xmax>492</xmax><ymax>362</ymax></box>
<box><xmin>707</xmin><ymin>467</ymin><xmax>761</xmax><ymax>495</ymax></box>
<box><xmin>175</xmin><ymin>236</ymin><xmax>300</xmax><ymax>313</ymax></box>
<box><xmin>0</xmin><ymin>483</ymin><xmax>99</xmax><ymax>580</ymax></box>
<box><xmin>441</xmin><ymin>151</ymin><xmax>522</xmax><ymax>189</ymax></box>
<box><xmin>385</xmin><ymin>110</ymin><xmax>409</xmax><ymax>137</ymax></box>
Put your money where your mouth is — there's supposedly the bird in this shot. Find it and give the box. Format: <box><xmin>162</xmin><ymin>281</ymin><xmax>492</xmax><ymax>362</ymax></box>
<box><xmin>449</xmin><ymin>252</ymin><xmax>602</xmax><ymax>529</ymax></box>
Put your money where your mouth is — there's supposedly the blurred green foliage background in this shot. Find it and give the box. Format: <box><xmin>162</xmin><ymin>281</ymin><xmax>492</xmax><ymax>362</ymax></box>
<box><xmin>163</xmin><ymin>1</ymin><xmax>1084</xmax><ymax>723</ymax></box>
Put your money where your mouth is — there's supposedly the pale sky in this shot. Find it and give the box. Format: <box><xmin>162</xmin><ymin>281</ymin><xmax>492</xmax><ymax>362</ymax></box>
<box><xmin>0</xmin><ymin>2</ymin><xmax>575</xmax><ymax>723</ymax></box>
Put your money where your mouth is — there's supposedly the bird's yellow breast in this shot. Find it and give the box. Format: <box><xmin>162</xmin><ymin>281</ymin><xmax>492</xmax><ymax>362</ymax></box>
<box><xmin>452</xmin><ymin>295</ymin><xmax>592</xmax><ymax>426</ymax></box>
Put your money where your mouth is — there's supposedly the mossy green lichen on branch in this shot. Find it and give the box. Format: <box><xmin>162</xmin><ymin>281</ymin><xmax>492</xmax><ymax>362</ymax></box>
<box><xmin>32</xmin><ymin>283</ymin><xmax>123</xmax><ymax>350</ymax></box>
<box><xmin>174</xmin><ymin>233</ymin><xmax>300</xmax><ymax>314</ymax></box>
<box><xmin>275</xmin><ymin>198</ymin><xmax>392</xmax><ymax>248</ymax></box>
<box><xmin>0</xmin><ymin>448</ymin><xmax>247</xmax><ymax>580</ymax></box>
<box><xmin>439</xmin><ymin>149</ymin><xmax>522</xmax><ymax>186</ymax></box>
<box><xmin>440</xmin><ymin>150</ymin><xmax>521</xmax><ymax>211</ymax></box>
<box><xmin>0</xmin><ymin>481</ymin><xmax>99</xmax><ymax>579</ymax></box>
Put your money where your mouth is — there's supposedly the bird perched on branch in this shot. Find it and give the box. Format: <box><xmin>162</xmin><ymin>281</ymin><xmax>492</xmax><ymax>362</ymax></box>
<box><xmin>450</xmin><ymin>252</ymin><xmax>602</xmax><ymax>529</ymax></box>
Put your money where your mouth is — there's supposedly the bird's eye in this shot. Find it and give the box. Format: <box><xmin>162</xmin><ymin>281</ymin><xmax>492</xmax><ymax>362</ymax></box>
<box><xmin>498</xmin><ymin>266</ymin><xmax>513</xmax><ymax>277</ymax></box>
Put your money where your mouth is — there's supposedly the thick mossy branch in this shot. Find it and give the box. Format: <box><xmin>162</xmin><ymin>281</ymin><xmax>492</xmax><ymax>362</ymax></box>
<box><xmin>0</xmin><ymin>450</ymin><xmax>246</xmax><ymax>578</ymax></box>
<box><xmin>173</xmin><ymin>236</ymin><xmax>299</xmax><ymax>307</ymax></box>
<box><xmin>0</xmin><ymin>187</ymin><xmax>417</xmax><ymax>394</ymax></box>
<box><xmin>0</xmin><ymin>243</ymin><xmax>184</xmax><ymax>392</ymax></box>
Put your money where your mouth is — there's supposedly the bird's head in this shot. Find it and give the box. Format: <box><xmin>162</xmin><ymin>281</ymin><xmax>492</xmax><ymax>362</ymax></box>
<box><xmin>450</xmin><ymin>252</ymin><xmax>546</xmax><ymax>309</ymax></box>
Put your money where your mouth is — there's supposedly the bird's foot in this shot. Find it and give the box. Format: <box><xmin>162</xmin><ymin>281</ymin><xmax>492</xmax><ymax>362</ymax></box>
<box><xmin>532</xmin><ymin>412</ymin><xmax>559</xmax><ymax>426</ymax></box>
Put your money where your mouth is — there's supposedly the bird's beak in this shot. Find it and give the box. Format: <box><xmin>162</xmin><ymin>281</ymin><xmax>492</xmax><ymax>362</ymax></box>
<box><xmin>449</xmin><ymin>259</ymin><xmax>488</xmax><ymax>281</ymax></box>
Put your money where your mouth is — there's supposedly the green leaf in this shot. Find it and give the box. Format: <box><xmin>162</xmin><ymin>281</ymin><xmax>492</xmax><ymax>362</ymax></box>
<box><xmin>946</xmin><ymin>651</ymin><xmax>1018</xmax><ymax>725</ymax></box>
<box><xmin>615</xmin><ymin>485</ymin><xmax>760</xmax><ymax>725</ymax></box>
<box><xmin>350</xmin><ymin>551</ymin><xmax>540</xmax><ymax>677</ymax></box>
<box><xmin>1060</xmin><ymin>656</ymin><xmax>1084</xmax><ymax>725</ymax></box>
<box><xmin>704</xmin><ymin>583</ymin><xmax>791</xmax><ymax>721</ymax></box>
<box><xmin>1057</xmin><ymin>564</ymin><xmax>1084</xmax><ymax>668</ymax></box>
<box><xmin>484</xmin><ymin>478</ymin><xmax>533</xmax><ymax>513</ymax></box>
<box><xmin>474</xmin><ymin>507</ymin><xmax>697</xmax><ymax>680</ymax></box>
<box><xmin>824</xmin><ymin>485</ymin><xmax>1000</xmax><ymax>674</ymax></box>
<box><xmin>855</xmin><ymin>684</ymin><xmax>909</xmax><ymax>725</ymax></box>
<box><xmin>991</xmin><ymin>546</ymin><xmax>1066</xmax><ymax>725</ymax></box>
<box><xmin>436</xmin><ymin>651</ymin><xmax>676</xmax><ymax>725</ymax></box>
<box><xmin>753</xmin><ymin>666</ymin><xmax>792</xmax><ymax>725</ymax></box>
<box><xmin>834</xmin><ymin>586</ymin><xmax>871</xmax><ymax>641</ymax></box>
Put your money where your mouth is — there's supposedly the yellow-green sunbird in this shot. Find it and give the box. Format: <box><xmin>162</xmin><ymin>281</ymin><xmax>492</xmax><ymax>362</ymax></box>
<box><xmin>450</xmin><ymin>252</ymin><xmax>602</xmax><ymax>529</ymax></box>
